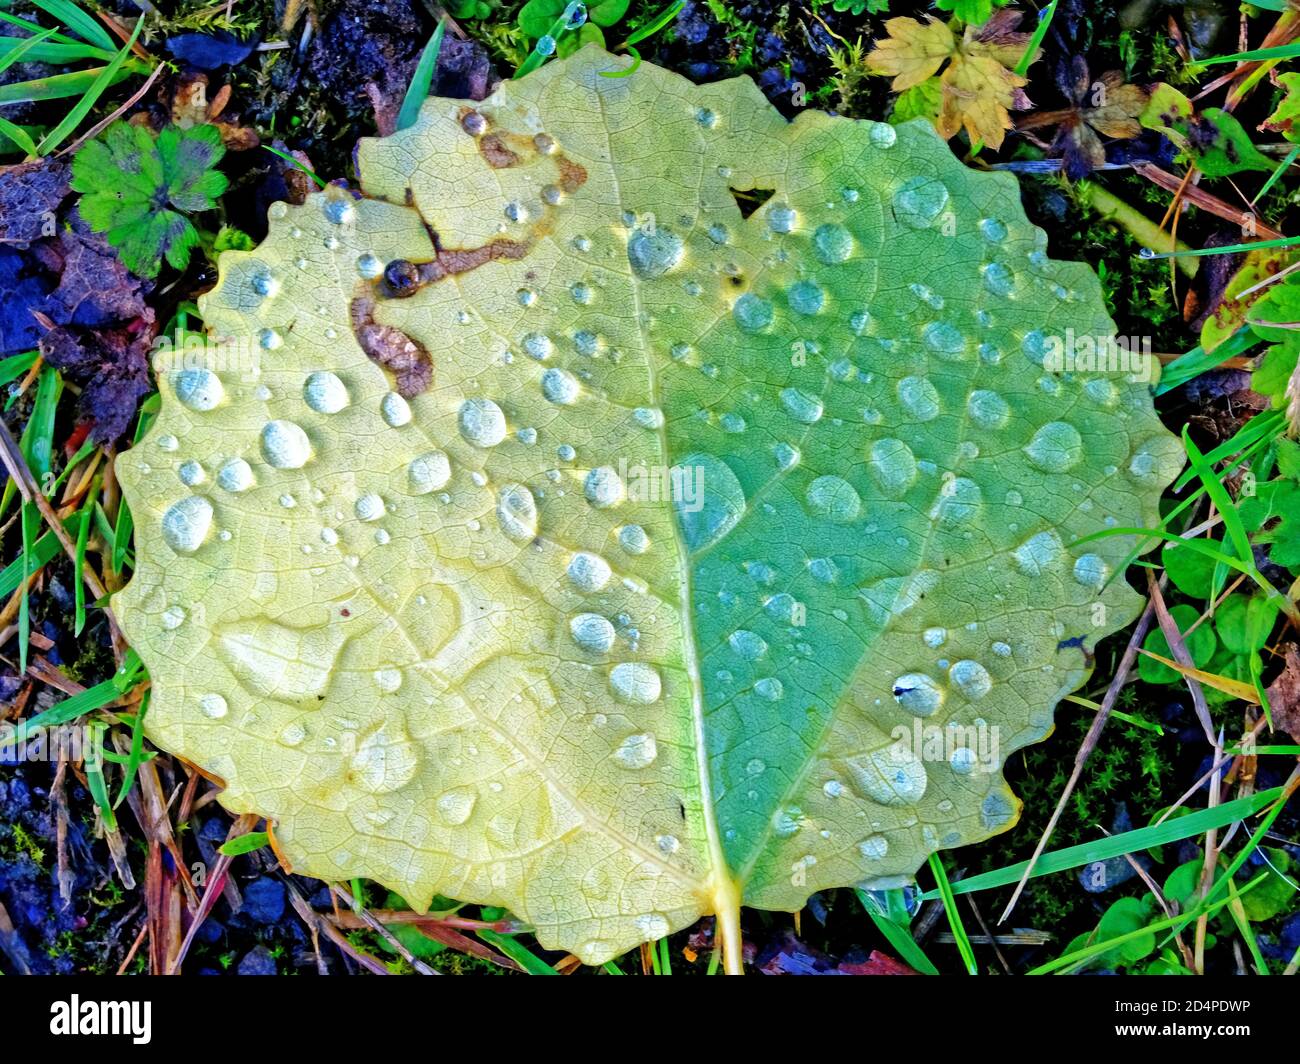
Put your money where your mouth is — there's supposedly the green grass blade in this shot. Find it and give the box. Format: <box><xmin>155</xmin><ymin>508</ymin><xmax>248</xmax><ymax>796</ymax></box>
<box><xmin>918</xmin><ymin>786</ymin><xmax>1284</xmax><ymax>900</ymax></box>
<box><xmin>6</xmin><ymin>663</ymin><xmax>141</xmax><ymax>747</ymax></box>
<box><xmin>0</xmin><ymin>525</ymin><xmax>61</xmax><ymax>596</ymax></box>
<box><xmin>1171</xmin><ymin>410</ymin><xmax>1284</xmax><ymax>492</ymax></box>
<box><xmin>18</xmin><ymin>501</ymin><xmax>36</xmax><ymax>672</ymax></box>
<box><xmin>0</xmin><ymin>27</ymin><xmax>62</xmax><ymax>76</ymax></box>
<box><xmin>111</xmin><ymin>495</ymin><xmax>133</xmax><ymax>574</ymax></box>
<box><xmin>262</xmin><ymin>145</ymin><xmax>326</xmax><ymax>189</ymax></box>
<box><xmin>1155</xmin><ymin>327</ymin><xmax>1258</xmax><ymax>397</ymax></box>
<box><xmin>1253</xmin><ymin>143</ymin><xmax>1300</xmax><ymax>206</ymax></box>
<box><xmin>1029</xmin><ymin>873</ymin><xmax>1266</xmax><ymax>974</ymax></box>
<box><xmin>623</xmin><ymin>0</ymin><xmax>685</xmax><ymax>47</ymax></box>
<box><xmin>1197</xmin><ymin>42</ymin><xmax>1300</xmax><ymax>65</ymax></box>
<box><xmin>0</xmin><ymin>36</ymin><xmax>115</xmax><ymax>65</ymax></box>
<box><xmin>1070</xmin><ymin>525</ymin><xmax>1247</xmax><ymax>572</ymax></box>
<box><xmin>929</xmin><ymin>853</ymin><xmax>977</xmax><ymax>974</ymax></box>
<box><xmin>112</xmin><ymin>688</ymin><xmax>149</xmax><ymax>808</ymax></box>
<box><xmin>219</xmin><ymin>831</ymin><xmax>269</xmax><ymax>857</ymax></box>
<box><xmin>84</xmin><ymin>721</ymin><xmax>117</xmax><ymax>832</ymax></box>
<box><xmin>0</xmin><ymin>115</ymin><xmax>37</xmax><ymax>157</ymax></box>
<box><xmin>1180</xmin><ymin>425</ymin><xmax>1254</xmax><ymax>567</ymax></box>
<box><xmin>0</xmin><ymin>61</ymin><xmax>142</xmax><ymax>105</ymax></box>
<box><xmin>74</xmin><ymin>500</ymin><xmax>91</xmax><ymax>635</ymax></box>
<box><xmin>27</xmin><ymin>0</ymin><xmax>117</xmax><ymax>52</ymax></box>
<box><xmin>1015</xmin><ymin>0</ymin><xmax>1056</xmax><ymax>76</ymax></box>
<box><xmin>476</xmin><ymin>928</ymin><xmax>560</xmax><ymax>974</ymax></box>
<box><xmin>855</xmin><ymin>889</ymin><xmax>940</xmax><ymax>975</ymax></box>
<box><xmin>396</xmin><ymin>18</ymin><xmax>444</xmax><ymax>132</ymax></box>
<box><xmin>1143</xmin><ymin>233</ymin><xmax>1300</xmax><ymax>258</ymax></box>
<box><xmin>0</xmin><ymin>351</ymin><xmax>39</xmax><ymax>387</ymax></box>
<box><xmin>36</xmin><ymin>15</ymin><xmax>145</xmax><ymax>154</ymax></box>
<box><xmin>0</xmin><ymin>10</ymin><xmax>83</xmax><ymax>48</ymax></box>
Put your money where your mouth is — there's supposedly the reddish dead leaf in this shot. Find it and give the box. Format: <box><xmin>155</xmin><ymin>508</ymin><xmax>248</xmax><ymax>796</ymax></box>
<box><xmin>1266</xmin><ymin>644</ymin><xmax>1300</xmax><ymax>743</ymax></box>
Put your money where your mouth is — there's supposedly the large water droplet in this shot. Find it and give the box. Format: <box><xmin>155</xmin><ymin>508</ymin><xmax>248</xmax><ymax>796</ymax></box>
<box><xmin>923</xmin><ymin>321</ymin><xmax>966</xmax><ymax>359</ymax></box>
<box><xmin>950</xmin><ymin>659</ymin><xmax>992</xmax><ymax>700</ymax></box>
<box><xmin>344</xmin><ymin>493</ymin><xmax>382</xmax><ymax>527</ymax></box>
<box><xmin>436</xmin><ymin>788</ymin><xmax>477</xmax><ymax>826</ymax></box>
<box><xmin>349</xmin><ymin>719</ymin><xmax>420</xmax><ymax>794</ymax></box>
<box><xmin>897</xmin><ymin>377</ymin><xmax>940</xmax><ymax>421</ymax></box>
<box><xmin>216</xmin><ymin>458</ymin><xmax>254</xmax><ymax>493</ymax></box>
<box><xmin>381</xmin><ymin>392</ymin><xmax>411</xmax><ymax>427</ymax></box>
<box><xmin>618</xmin><ymin>524</ymin><xmax>650</xmax><ymax>554</ymax></box>
<box><xmin>407</xmin><ymin>451</ymin><xmax>451</xmax><ymax>495</ymax></box>
<box><xmin>805</xmin><ymin>475</ymin><xmax>862</xmax><ymax>523</ymax></box>
<box><xmin>568</xmin><ymin>551</ymin><xmax>612</xmax><ymax>592</ymax></box>
<box><xmin>303</xmin><ymin>371</ymin><xmax>349</xmax><ymax>414</ymax></box>
<box><xmin>967</xmin><ymin>389</ymin><xmax>1009</xmax><ymax>429</ymax></box>
<box><xmin>893</xmin><ymin>672</ymin><xmax>944</xmax><ymax>716</ymax></box>
<box><xmin>570</xmin><ymin>612</ymin><xmax>615</xmax><ymax>653</ymax></box>
<box><xmin>627</xmin><ymin>224</ymin><xmax>683</xmax><ymax>278</ymax></box>
<box><xmin>673</xmin><ymin>453</ymin><xmax>746</xmax><ymax>552</ymax></box>
<box><xmin>197</xmin><ymin>692</ymin><xmax>228</xmax><ymax>719</ymax></box>
<box><xmin>1013</xmin><ymin>530</ymin><xmax>1064</xmax><ymax>575</ymax></box>
<box><xmin>767</xmin><ymin>204</ymin><xmax>797</xmax><ymax>233</ymax></box>
<box><xmin>1024</xmin><ymin>421</ymin><xmax>1083</xmax><ymax>473</ymax></box>
<box><xmin>779</xmin><ymin>387</ymin><xmax>823</xmax><ymax>424</ymax></box>
<box><xmin>869</xmin><ymin>438</ymin><xmax>917</xmax><ymax>496</ymax></box>
<box><xmin>609</xmin><ymin>663</ymin><xmax>663</xmax><ymax>705</ymax></box>
<box><xmin>496</xmin><ymin>483</ymin><xmax>538</xmax><ymax>541</ymax></box>
<box><xmin>859</xmin><ymin>835</ymin><xmax>888</xmax><ymax>859</ymax></box>
<box><xmin>868</xmin><ymin>122</ymin><xmax>897</xmax><ymax>149</ymax></box>
<box><xmin>930</xmin><ymin>476</ymin><xmax>983</xmax><ymax>527</ymax></box>
<box><xmin>788</xmin><ymin>279</ymin><xmax>825</xmax><ymax>316</ymax></box>
<box><xmin>540</xmin><ymin>367</ymin><xmax>580</xmax><ymax>406</ymax></box>
<box><xmin>584</xmin><ymin>466</ymin><xmax>626</xmax><ymax>509</ymax></box>
<box><xmin>161</xmin><ymin>496</ymin><xmax>214</xmax><ymax>553</ymax></box>
<box><xmin>843</xmin><ymin>746</ymin><xmax>928</xmax><ymax>806</ymax></box>
<box><xmin>172</xmin><ymin>368</ymin><xmax>224</xmax><ymax>411</ymax></box>
<box><xmin>458</xmin><ymin>398</ymin><xmax>507</xmax><ymax>447</ymax></box>
<box><xmin>1073</xmin><ymin>553</ymin><xmax>1109</xmax><ymax>589</ymax></box>
<box><xmin>261</xmin><ymin>420</ymin><xmax>312</xmax><ymax>468</ymax></box>
<box><xmin>892</xmin><ymin>176</ymin><xmax>949</xmax><ymax>229</ymax></box>
<box><xmin>733</xmin><ymin>292</ymin><xmax>774</xmax><ymax>333</ymax></box>
<box><xmin>613</xmin><ymin>730</ymin><xmax>659</xmax><ymax>767</ymax></box>
<box><xmin>728</xmin><ymin>629</ymin><xmax>768</xmax><ymax>660</ymax></box>
<box><xmin>812</xmin><ymin>223</ymin><xmax>854</xmax><ymax>264</ymax></box>
<box><xmin>983</xmin><ymin>261</ymin><xmax>1015</xmax><ymax>297</ymax></box>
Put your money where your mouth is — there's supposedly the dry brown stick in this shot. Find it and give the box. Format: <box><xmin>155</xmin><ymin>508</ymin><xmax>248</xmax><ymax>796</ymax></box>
<box><xmin>1146</xmin><ymin>569</ymin><xmax>1217</xmax><ymax>747</ymax></box>
<box><xmin>168</xmin><ymin>812</ymin><xmax>259</xmax><ymax>974</ymax></box>
<box><xmin>1100</xmin><ymin>823</ymin><xmax>1195</xmax><ymax>969</ymax></box>
<box><xmin>1156</xmin><ymin>716</ymin><xmax>1269</xmax><ymax>827</ymax></box>
<box><xmin>964</xmin><ymin>893</ymin><xmax>1010</xmax><ymax>975</ymax></box>
<box><xmin>0</xmin><ymin>418</ymin><xmax>121</xmax><ymax>642</ymax></box>
<box><xmin>998</xmin><ymin>592</ymin><xmax>1160</xmax><ymax>923</ymax></box>
<box><xmin>330</xmin><ymin>883</ymin><xmax>439</xmax><ymax>975</ymax></box>
<box><xmin>281</xmin><ymin>875</ymin><xmax>393</xmax><ymax>976</ymax></box>
<box><xmin>56</xmin><ymin>61</ymin><xmax>166</xmax><ymax>159</ymax></box>
<box><xmin>116</xmin><ymin>917</ymin><xmax>148</xmax><ymax>975</ymax></box>
<box><xmin>1194</xmin><ymin>728</ymin><xmax>1226</xmax><ymax>974</ymax></box>
<box><xmin>1137</xmin><ymin>163</ymin><xmax>1286</xmax><ymax>239</ymax></box>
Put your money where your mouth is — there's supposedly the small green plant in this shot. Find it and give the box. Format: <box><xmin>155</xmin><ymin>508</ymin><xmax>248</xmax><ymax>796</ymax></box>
<box><xmin>71</xmin><ymin>122</ymin><xmax>228</xmax><ymax>279</ymax></box>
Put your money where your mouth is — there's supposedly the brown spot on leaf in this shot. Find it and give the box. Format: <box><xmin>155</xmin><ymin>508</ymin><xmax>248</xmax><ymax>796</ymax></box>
<box><xmin>479</xmin><ymin>133</ymin><xmax>521</xmax><ymax>168</ymax></box>
<box><xmin>350</xmin><ymin>296</ymin><xmax>433</xmax><ymax>397</ymax></box>
<box><xmin>557</xmin><ymin>157</ymin><xmax>587</xmax><ymax>193</ymax></box>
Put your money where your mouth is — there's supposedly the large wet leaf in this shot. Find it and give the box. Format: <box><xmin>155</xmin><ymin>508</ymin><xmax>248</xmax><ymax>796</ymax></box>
<box><xmin>115</xmin><ymin>47</ymin><xmax>1181</xmax><ymax>970</ymax></box>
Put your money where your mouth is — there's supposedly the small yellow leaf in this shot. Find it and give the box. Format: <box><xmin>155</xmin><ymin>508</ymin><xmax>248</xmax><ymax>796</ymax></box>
<box><xmin>867</xmin><ymin>16</ymin><xmax>956</xmax><ymax>92</ymax></box>
<box><xmin>940</xmin><ymin>54</ymin><xmax>1025</xmax><ymax>149</ymax></box>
